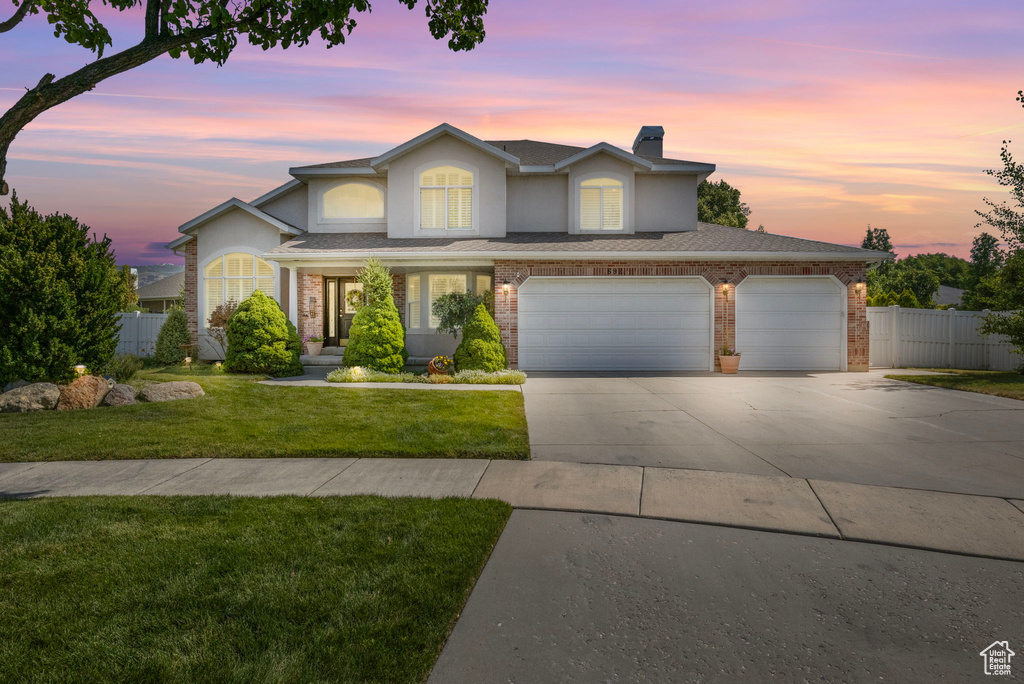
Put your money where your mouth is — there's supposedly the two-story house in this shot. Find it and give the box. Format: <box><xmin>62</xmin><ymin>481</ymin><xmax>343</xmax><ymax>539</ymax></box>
<box><xmin>168</xmin><ymin>123</ymin><xmax>887</xmax><ymax>371</ymax></box>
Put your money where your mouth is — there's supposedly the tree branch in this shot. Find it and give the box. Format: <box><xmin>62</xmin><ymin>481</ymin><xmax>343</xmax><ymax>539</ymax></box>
<box><xmin>0</xmin><ymin>24</ymin><xmax>225</xmax><ymax>194</ymax></box>
<box><xmin>144</xmin><ymin>0</ymin><xmax>160</xmax><ymax>40</ymax></box>
<box><xmin>0</xmin><ymin>1</ymin><xmax>33</xmax><ymax>34</ymax></box>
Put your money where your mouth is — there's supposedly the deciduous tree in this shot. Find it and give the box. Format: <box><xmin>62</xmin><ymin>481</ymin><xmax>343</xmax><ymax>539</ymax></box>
<box><xmin>0</xmin><ymin>0</ymin><xmax>488</xmax><ymax>194</ymax></box>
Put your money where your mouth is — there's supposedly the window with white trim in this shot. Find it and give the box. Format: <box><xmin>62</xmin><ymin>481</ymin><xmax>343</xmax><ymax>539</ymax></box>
<box><xmin>322</xmin><ymin>182</ymin><xmax>384</xmax><ymax>219</ymax></box>
<box><xmin>407</xmin><ymin>275</ymin><xmax>421</xmax><ymax>329</ymax></box>
<box><xmin>429</xmin><ymin>274</ymin><xmax>467</xmax><ymax>328</ymax></box>
<box><xmin>420</xmin><ymin>166</ymin><xmax>473</xmax><ymax>230</ymax></box>
<box><xmin>580</xmin><ymin>177</ymin><xmax>623</xmax><ymax>231</ymax></box>
<box><xmin>204</xmin><ymin>253</ymin><xmax>274</xmax><ymax>323</ymax></box>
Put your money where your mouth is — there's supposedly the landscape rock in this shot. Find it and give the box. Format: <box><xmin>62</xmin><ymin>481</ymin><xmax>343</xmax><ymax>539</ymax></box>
<box><xmin>57</xmin><ymin>375</ymin><xmax>112</xmax><ymax>411</ymax></box>
<box><xmin>102</xmin><ymin>383</ymin><xmax>137</xmax><ymax>407</ymax></box>
<box><xmin>139</xmin><ymin>381</ymin><xmax>204</xmax><ymax>403</ymax></box>
<box><xmin>3</xmin><ymin>379</ymin><xmax>29</xmax><ymax>393</ymax></box>
<box><xmin>0</xmin><ymin>383</ymin><xmax>61</xmax><ymax>413</ymax></box>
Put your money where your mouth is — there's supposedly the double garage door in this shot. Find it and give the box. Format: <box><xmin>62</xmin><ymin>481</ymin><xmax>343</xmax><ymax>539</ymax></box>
<box><xmin>517</xmin><ymin>276</ymin><xmax>844</xmax><ymax>371</ymax></box>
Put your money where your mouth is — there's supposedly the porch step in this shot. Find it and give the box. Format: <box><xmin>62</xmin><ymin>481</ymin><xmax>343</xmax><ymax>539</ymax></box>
<box><xmin>321</xmin><ymin>343</ymin><xmax>346</xmax><ymax>356</ymax></box>
<box><xmin>300</xmin><ymin>356</ymin><xmax>345</xmax><ymax>366</ymax></box>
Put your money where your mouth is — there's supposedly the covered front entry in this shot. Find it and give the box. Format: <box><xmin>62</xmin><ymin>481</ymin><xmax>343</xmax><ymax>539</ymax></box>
<box><xmin>517</xmin><ymin>276</ymin><xmax>713</xmax><ymax>371</ymax></box>
<box><xmin>323</xmin><ymin>277</ymin><xmax>362</xmax><ymax>346</ymax></box>
<box><xmin>735</xmin><ymin>276</ymin><xmax>845</xmax><ymax>370</ymax></box>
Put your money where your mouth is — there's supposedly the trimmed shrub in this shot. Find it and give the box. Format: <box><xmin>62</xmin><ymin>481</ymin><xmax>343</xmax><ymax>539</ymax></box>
<box><xmin>342</xmin><ymin>300</ymin><xmax>408</xmax><ymax>373</ymax></box>
<box><xmin>154</xmin><ymin>307</ymin><xmax>193</xmax><ymax>365</ymax></box>
<box><xmin>222</xmin><ymin>290</ymin><xmax>303</xmax><ymax>377</ymax></box>
<box><xmin>454</xmin><ymin>304</ymin><xmax>507</xmax><ymax>372</ymax></box>
<box><xmin>342</xmin><ymin>260</ymin><xmax>407</xmax><ymax>373</ymax></box>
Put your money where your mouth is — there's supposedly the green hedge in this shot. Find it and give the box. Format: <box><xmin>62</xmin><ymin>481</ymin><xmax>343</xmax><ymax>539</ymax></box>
<box><xmin>454</xmin><ymin>304</ymin><xmax>507</xmax><ymax>372</ymax></box>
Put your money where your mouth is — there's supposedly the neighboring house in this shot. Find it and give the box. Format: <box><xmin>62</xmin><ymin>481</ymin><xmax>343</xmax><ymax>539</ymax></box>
<box><xmin>933</xmin><ymin>284</ymin><xmax>964</xmax><ymax>307</ymax></box>
<box><xmin>137</xmin><ymin>271</ymin><xmax>184</xmax><ymax>313</ymax></box>
<box><xmin>167</xmin><ymin>123</ymin><xmax>888</xmax><ymax>371</ymax></box>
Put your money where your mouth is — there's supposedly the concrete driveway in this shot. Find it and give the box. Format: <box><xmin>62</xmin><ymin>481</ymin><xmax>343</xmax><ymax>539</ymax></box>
<box><xmin>525</xmin><ymin>370</ymin><xmax>1024</xmax><ymax>499</ymax></box>
<box><xmin>429</xmin><ymin>510</ymin><xmax>1024</xmax><ymax>684</ymax></box>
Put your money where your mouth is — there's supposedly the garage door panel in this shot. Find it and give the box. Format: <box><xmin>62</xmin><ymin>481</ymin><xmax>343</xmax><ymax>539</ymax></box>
<box><xmin>735</xmin><ymin>277</ymin><xmax>843</xmax><ymax>371</ymax></box>
<box><xmin>517</xmin><ymin>277</ymin><xmax>711</xmax><ymax>371</ymax></box>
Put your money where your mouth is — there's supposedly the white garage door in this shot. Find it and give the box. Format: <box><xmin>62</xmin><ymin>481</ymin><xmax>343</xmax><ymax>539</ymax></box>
<box><xmin>735</xmin><ymin>276</ymin><xmax>845</xmax><ymax>370</ymax></box>
<box><xmin>517</xmin><ymin>277</ymin><xmax>712</xmax><ymax>371</ymax></box>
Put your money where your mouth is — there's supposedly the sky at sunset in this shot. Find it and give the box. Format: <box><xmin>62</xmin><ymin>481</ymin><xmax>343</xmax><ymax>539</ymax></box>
<box><xmin>1</xmin><ymin>0</ymin><xmax>1023</xmax><ymax>265</ymax></box>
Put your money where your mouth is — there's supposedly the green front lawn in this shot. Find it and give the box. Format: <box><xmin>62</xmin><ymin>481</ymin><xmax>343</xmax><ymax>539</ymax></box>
<box><xmin>887</xmin><ymin>369</ymin><xmax>1024</xmax><ymax>401</ymax></box>
<box><xmin>0</xmin><ymin>367</ymin><xmax>530</xmax><ymax>462</ymax></box>
<box><xmin>0</xmin><ymin>496</ymin><xmax>510</xmax><ymax>684</ymax></box>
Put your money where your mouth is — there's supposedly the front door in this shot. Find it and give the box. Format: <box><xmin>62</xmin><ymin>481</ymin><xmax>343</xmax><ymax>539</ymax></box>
<box><xmin>323</xmin><ymin>277</ymin><xmax>362</xmax><ymax>346</ymax></box>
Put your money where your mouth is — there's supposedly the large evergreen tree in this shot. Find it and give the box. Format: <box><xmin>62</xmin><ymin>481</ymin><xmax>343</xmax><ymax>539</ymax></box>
<box><xmin>0</xmin><ymin>193</ymin><xmax>129</xmax><ymax>384</ymax></box>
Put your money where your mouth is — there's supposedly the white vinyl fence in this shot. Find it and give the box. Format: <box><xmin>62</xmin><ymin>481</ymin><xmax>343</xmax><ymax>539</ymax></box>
<box><xmin>116</xmin><ymin>312</ymin><xmax>169</xmax><ymax>357</ymax></box>
<box><xmin>868</xmin><ymin>306</ymin><xmax>1020</xmax><ymax>371</ymax></box>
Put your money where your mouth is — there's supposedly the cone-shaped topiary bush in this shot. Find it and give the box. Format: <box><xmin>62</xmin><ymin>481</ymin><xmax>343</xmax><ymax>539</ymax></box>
<box><xmin>223</xmin><ymin>290</ymin><xmax>303</xmax><ymax>377</ymax></box>
<box><xmin>342</xmin><ymin>260</ymin><xmax>407</xmax><ymax>373</ymax></box>
<box><xmin>454</xmin><ymin>303</ymin><xmax>507</xmax><ymax>372</ymax></box>
<box><xmin>154</xmin><ymin>306</ymin><xmax>193</xmax><ymax>365</ymax></box>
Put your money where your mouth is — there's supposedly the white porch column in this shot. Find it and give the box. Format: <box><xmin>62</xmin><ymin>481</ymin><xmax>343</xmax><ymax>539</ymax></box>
<box><xmin>288</xmin><ymin>265</ymin><xmax>298</xmax><ymax>327</ymax></box>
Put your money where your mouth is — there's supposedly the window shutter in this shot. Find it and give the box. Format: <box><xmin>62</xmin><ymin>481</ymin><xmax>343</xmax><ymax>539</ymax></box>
<box><xmin>256</xmin><ymin>258</ymin><xmax>274</xmax><ymax>277</ymax></box>
<box><xmin>580</xmin><ymin>188</ymin><xmax>601</xmax><ymax>230</ymax></box>
<box><xmin>602</xmin><ymin>187</ymin><xmax>623</xmax><ymax>230</ymax></box>
<box><xmin>205</xmin><ymin>279</ymin><xmax>223</xmax><ymax>325</ymax></box>
<box><xmin>204</xmin><ymin>258</ymin><xmax>223</xmax><ymax>278</ymax></box>
<box><xmin>420</xmin><ymin>189</ymin><xmax>445</xmax><ymax>229</ymax></box>
<box><xmin>475</xmin><ymin>275</ymin><xmax>491</xmax><ymax>295</ymax></box>
<box><xmin>448</xmin><ymin>188</ymin><xmax>472</xmax><ymax>229</ymax></box>
<box><xmin>429</xmin><ymin>275</ymin><xmax>467</xmax><ymax>328</ymax></box>
<box><xmin>407</xmin><ymin>276</ymin><xmax>421</xmax><ymax>329</ymax></box>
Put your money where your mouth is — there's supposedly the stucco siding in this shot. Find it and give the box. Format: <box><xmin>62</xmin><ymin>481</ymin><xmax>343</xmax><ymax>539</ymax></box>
<box><xmin>258</xmin><ymin>185</ymin><xmax>308</xmax><ymax>228</ymax></box>
<box><xmin>635</xmin><ymin>174</ymin><xmax>697</xmax><ymax>231</ymax></box>
<box><xmin>506</xmin><ymin>175</ymin><xmax>568</xmax><ymax>232</ymax></box>
<box><xmin>566</xmin><ymin>153</ymin><xmax>636</xmax><ymax>234</ymax></box>
<box><xmin>385</xmin><ymin>135</ymin><xmax>508</xmax><ymax>238</ymax></box>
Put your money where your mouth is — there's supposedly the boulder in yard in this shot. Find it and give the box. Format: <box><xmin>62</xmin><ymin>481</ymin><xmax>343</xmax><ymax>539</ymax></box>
<box><xmin>57</xmin><ymin>375</ymin><xmax>112</xmax><ymax>411</ymax></box>
<box><xmin>101</xmin><ymin>383</ymin><xmax>137</xmax><ymax>407</ymax></box>
<box><xmin>139</xmin><ymin>381</ymin><xmax>204</xmax><ymax>403</ymax></box>
<box><xmin>0</xmin><ymin>383</ymin><xmax>61</xmax><ymax>413</ymax></box>
<box><xmin>3</xmin><ymin>379</ymin><xmax>28</xmax><ymax>393</ymax></box>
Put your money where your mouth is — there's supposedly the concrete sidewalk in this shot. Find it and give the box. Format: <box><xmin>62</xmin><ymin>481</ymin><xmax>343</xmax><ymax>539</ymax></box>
<box><xmin>1</xmin><ymin>458</ymin><xmax>1022</xmax><ymax>561</ymax></box>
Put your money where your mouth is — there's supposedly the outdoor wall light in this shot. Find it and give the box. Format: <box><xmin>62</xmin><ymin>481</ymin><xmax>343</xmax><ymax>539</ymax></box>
<box><xmin>502</xmin><ymin>280</ymin><xmax>510</xmax><ymax>298</ymax></box>
<box><xmin>855</xmin><ymin>282</ymin><xmax>866</xmax><ymax>290</ymax></box>
<box><xmin>73</xmin><ymin>364</ymin><xmax>87</xmax><ymax>377</ymax></box>
<box><xmin>308</xmin><ymin>296</ymin><xmax>317</xmax><ymax>317</ymax></box>
<box><xmin>722</xmin><ymin>283</ymin><xmax>731</xmax><ymax>300</ymax></box>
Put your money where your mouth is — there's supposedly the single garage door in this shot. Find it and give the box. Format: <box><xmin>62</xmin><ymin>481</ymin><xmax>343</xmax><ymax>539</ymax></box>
<box><xmin>735</xmin><ymin>276</ymin><xmax>845</xmax><ymax>370</ymax></box>
<box><xmin>517</xmin><ymin>277</ymin><xmax>712</xmax><ymax>371</ymax></box>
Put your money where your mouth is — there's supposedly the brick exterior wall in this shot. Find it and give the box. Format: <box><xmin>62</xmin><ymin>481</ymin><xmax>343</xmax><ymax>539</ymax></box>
<box><xmin>183</xmin><ymin>240</ymin><xmax>198</xmax><ymax>340</ymax></box>
<box><xmin>493</xmin><ymin>259</ymin><xmax>869</xmax><ymax>371</ymax></box>
<box><xmin>295</xmin><ymin>273</ymin><xmax>409</xmax><ymax>342</ymax></box>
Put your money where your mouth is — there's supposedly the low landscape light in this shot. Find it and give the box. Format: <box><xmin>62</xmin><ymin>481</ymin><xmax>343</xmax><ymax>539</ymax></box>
<box><xmin>73</xmin><ymin>364</ymin><xmax>87</xmax><ymax>377</ymax></box>
<box><xmin>184</xmin><ymin>356</ymin><xmax>192</xmax><ymax>369</ymax></box>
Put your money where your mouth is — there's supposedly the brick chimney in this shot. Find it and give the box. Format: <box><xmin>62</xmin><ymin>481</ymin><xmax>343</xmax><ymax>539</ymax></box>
<box><xmin>632</xmin><ymin>125</ymin><xmax>664</xmax><ymax>158</ymax></box>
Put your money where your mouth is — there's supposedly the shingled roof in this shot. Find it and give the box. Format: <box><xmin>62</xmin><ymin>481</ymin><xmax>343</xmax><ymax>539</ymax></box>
<box><xmin>266</xmin><ymin>223</ymin><xmax>889</xmax><ymax>260</ymax></box>
<box><xmin>290</xmin><ymin>139</ymin><xmax>699</xmax><ymax>171</ymax></box>
<box><xmin>137</xmin><ymin>271</ymin><xmax>184</xmax><ymax>299</ymax></box>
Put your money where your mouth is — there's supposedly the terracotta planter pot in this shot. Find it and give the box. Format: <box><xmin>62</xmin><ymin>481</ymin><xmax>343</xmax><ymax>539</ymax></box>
<box><xmin>306</xmin><ymin>342</ymin><xmax>323</xmax><ymax>357</ymax></box>
<box><xmin>719</xmin><ymin>355</ymin><xmax>741</xmax><ymax>374</ymax></box>
<box><xmin>427</xmin><ymin>359</ymin><xmax>449</xmax><ymax>375</ymax></box>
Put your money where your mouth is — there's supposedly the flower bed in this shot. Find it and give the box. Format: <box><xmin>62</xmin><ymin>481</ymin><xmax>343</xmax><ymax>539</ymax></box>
<box><xmin>326</xmin><ymin>366</ymin><xmax>526</xmax><ymax>385</ymax></box>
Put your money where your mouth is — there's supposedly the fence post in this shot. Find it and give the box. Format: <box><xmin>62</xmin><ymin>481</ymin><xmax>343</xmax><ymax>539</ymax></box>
<box><xmin>947</xmin><ymin>308</ymin><xmax>956</xmax><ymax>369</ymax></box>
<box><xmin>889</xmin><ymin>305</ymin><xmax>901</xmax><ymax>368</ymax></box>
<box><xmin>982</xmin><ymin>309</ymin><xmax>991</xmax><ymax>370</ymax></box>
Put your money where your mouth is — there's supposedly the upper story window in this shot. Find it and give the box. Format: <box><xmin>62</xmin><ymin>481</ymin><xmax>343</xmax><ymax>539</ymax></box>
<box><xmin>420</xmin><ymin>165</ymin><xmax>473</xmax><ymax>230</ymax></box>
<box><xmin>204</xmin><ymin>253</ymin><xmax>274</xmax><ymax>324</ymax></box>
<box><xmin>580</xmin><ymin>177</ymin><xmax>623</xmax><ymax>231</ymax></box>
<box><xmin>322</xmin><ymin>181</ymin><xmax>385</xmax><ymax>220</ymax></box>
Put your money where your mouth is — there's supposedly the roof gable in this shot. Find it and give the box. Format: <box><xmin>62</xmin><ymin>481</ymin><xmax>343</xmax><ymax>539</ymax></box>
<box><xmin>370</xmin><ymin>123</ymin><xmax>519</xmax><ymax>169</ymax></box>
<box><xmin>167</xmin><ymin>198</ymin><xmax>303</xmax><ymax>250</ymax></box>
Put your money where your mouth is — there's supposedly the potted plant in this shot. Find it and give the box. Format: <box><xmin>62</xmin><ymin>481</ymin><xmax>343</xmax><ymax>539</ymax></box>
<box><xmin>304</xmin><ymin>335</ymin><xmax>324</xmax><ymax>356</ymax></box>
<box><xmin>428</xmin><ymin>355</ymin><xmax>454</xmax><ymax>375</ymax></box>
<box><xmin>719</xmin><ymin>347</ymin><xmax>741</xmax><ymax>374</ymax></box>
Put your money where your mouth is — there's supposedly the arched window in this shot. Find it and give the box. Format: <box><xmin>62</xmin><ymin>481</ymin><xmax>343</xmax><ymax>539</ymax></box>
<box><xmin>420</xmin><ymin>165</ymin><xmax>473</xmax><ymax>230</ymax></box>
<box><xmin>204</xmin><ymin>253</ymin><xmax>274</xmax><ymax>324</ymax></box>
<box><xmin>322</xmin><ymin>182</ymin><xmax>385</xmax><ymax>219</ymax></box>
<box><xmin>580</xmin><ymin>177</ymin><xmax>623</xmax><ymax>231</ymax></box>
